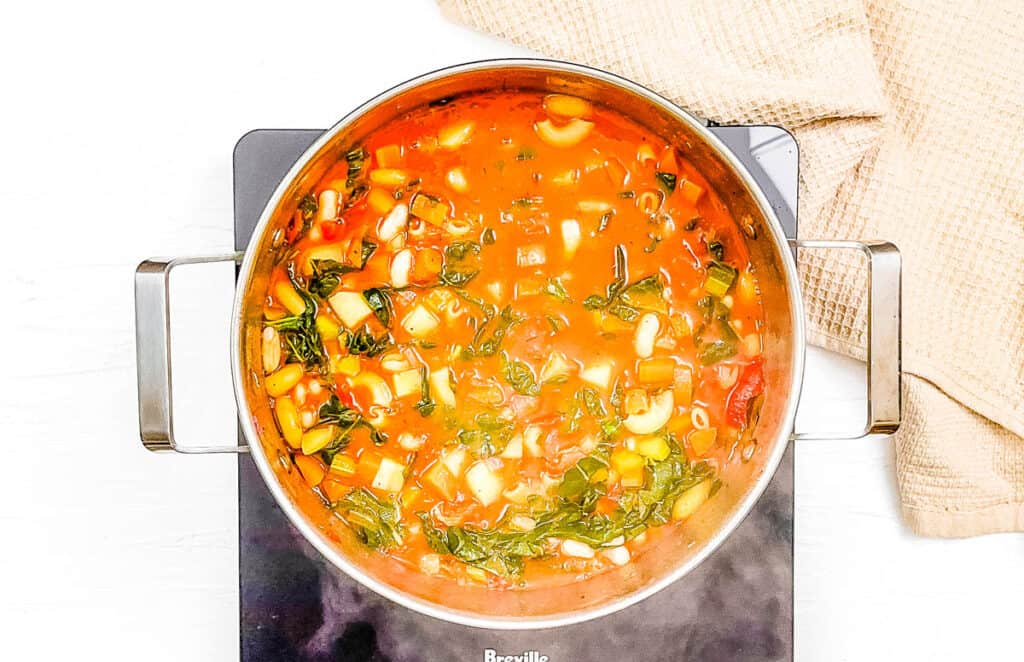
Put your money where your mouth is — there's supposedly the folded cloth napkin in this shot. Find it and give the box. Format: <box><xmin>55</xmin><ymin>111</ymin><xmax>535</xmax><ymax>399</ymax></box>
<box><xmin>439</xmin><ymin>0</ymin><xmax>1024</xmax><ymax>536</ymax></box>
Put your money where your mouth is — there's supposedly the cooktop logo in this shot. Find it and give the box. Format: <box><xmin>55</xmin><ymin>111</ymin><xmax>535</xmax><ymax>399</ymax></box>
<box><xmin>483</xmin><ymin>648</ymin><xmax>549</xmax><ymax>662</ymax></box>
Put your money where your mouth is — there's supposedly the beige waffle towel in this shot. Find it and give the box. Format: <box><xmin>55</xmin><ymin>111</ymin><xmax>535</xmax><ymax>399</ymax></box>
<box><xmin>439</xmin><ymin>0</ymin><xmax>1024</xmax><ymax>536</ymax></box>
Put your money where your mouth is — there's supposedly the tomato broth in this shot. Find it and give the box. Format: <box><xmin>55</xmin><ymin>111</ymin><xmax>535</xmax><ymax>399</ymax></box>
<box><xmin>257</xmin><ymin>91</ymin><xmax>766</xmax><ymax>587</ymax></box>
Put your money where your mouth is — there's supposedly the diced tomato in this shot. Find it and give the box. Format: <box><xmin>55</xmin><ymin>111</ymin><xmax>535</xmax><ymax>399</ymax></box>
<box><xmin>726</xmin><ymin>360</ymin><xmax>765</xmax><ymax>428</ymax></box>
<box><xmin>320</xmin><ymin>221</ymin><xmax>341</xmax><ymax>241</ymax></box>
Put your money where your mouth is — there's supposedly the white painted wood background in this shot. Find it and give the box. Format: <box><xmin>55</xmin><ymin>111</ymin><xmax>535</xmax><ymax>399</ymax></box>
<box><xmin>1</xmin><ymin>1</ymin><xmax>1020</xmax><ymax>659</ymax></box>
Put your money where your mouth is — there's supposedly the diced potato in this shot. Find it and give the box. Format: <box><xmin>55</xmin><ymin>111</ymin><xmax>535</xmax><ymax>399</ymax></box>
<box><xmin>402</xmin><ymin>304</ymin><xmax>440</xmax><ymax>338</ymax></box>
<box><xmin>637</xmin><ymin>357</ymin><xmax>676</xmax><ymax>385</ymax></box>
<box><xmin>375</xmin><ymin>144</ymin><xmax>402</xmax><ymax>168</ymax></box>
<box><xmin>466</xmin><ymin>461</ymin><xmax>504</xmax><ymax>506</ymax></box>
<box><xmin>500</xmin><ymin>434</ymin><xmax>523</xmax><ymax>459</ymax></box>
<box><xmin>535</xmin><ymin>118</ymin><xmax>594</xmax><ymax>148</ymax></box>
<box><xmin>672</xmin><ymin>480</ymin><xmax>712</xmax><ymax>520</ymax></box>
<box><xmin>397</xmin><ymin>432</ymin><xmax>425</xmax><ymax>451</ymax></box>
<box><xmin>543</xmin><ymin>94</ymin><xmax>592</xmax><ymax>119</ymax></box>
<box><xmin>561</xmin><ymin>218</ymin><xmax>581</xmax><ymax>259</ymax></box>
<box><xmin>576</xmin><ymin>199</ymin><xmax>612</xmax><ymax>214</ymax></box>
<box><xmin>392</xmin><ymin>368</ymin><xmax>423</xmax><ymax>399</ymax></box>
<box><xmin>623</xmin><ymin>389</ymin><xmax>674</xmax><ymax>434</ymax></box>
<box><xmin>429</xmin><ymin>367</ymin><xmax>457</xmax><ymax>407</ymax></box>
<box><xmin>679</xmin><ymin>179</ymin><xmax>704</xmax><ymax>205</ymax></box>
<box><xmin>522</xmin><ymin>425</ymin><xmax>544</xmax><ymax>457</ymax></box>
<box><xmin>294</xmin><ymin>454</ymin><xmax>326</xmax><ymax>487</ymax></box>
<box><xmin>438</xmin><ymin>120</ymin><xmax>475</xmax><ymax>150</ymax></box>
<box><xmin>273</xmin><ymin>280</ymin><xmax>307</xmax><ymax>316</ymax></box>
<box><xmin>742</xmin><ymin>333</ymin><xmax>762</xmax><ymax>358</ymax></box>
<box><xmin>634</xmin><ymin>436</ymin><xmax>671</xmax><ymax>461</ymax></box>
<box><xmin>371</xmin><ymin>457</ymin><xmax>406</xmax><ymax>492</ymax></box>
<box><xmin>315</xmin><ymin>313</ymin><xmax>340</xmax><ymax>341</ymax></box>
<box><xmin>400</xmin><ymin>485</ymin><xmax>422</xmax><ymax>508</ymax></box>
<box><xmin>539</xmin><ymin>351</ymin><xmax>573</xmax><ymax>383</ymax></box>
<box><xmin>610</xmin><ymin>449</ymin><xmax>644</xmax><ymax>475</ymax></box>
<box><xmin>516</xmin><ymin>244</ymin><xmax>547</xmax><ymax>267</ymax></box>
<box><xmin>329</xmin><ymin>454</ymin><xmax>356</xmax><ymax>477</ymax></box>
<box><xmin>441</xmin><ymin>447</ymin><xmax>467</xmax><ymax>476</ymax></box>
<box><xmin>301</xmin><ymin>426</ymin><xmax>336</xmax><ymax>456</ymax></box>
<box><xmin>485</xmin><ymin>281</ymin><xmax>504</xmax><ymax>303</ymax></box>
<box><xmin>331</xmin><ymin>355</ymin><xmax>360</xmax><ymax>377</ymax></box>
<box><xmin>328</xmin><ymin>290</ymin><xmax>374</xmax><ymax>328</ymax></box>
<box><xmin>688</xmin><ymin>428</ymin><xmax>718</xmax><ymax>456</ymax></box>
<box><xmin>302</xmin><ymin>242</ymin><xmax>346</xmax><ymax>275</ymax></box>
<box><xmin>368</xmin><ymin>168</ymin><xmax>409</xmax><ymax>188</ymax></box>
<box><xmin>266</xmin><ymin>364</ymin><xmax>304</xmax><ymax>397</ymax></box>
<box><xmin>274</xmin><ymin>396</ymin><xmax>302</xmax><ymax>448</ymax></box>
<box><xmin>580</xmin><ymin>360</ymin><xmax>614</xmax><ymax>389</ymax></box>
<box><xmin>367</xmin><ymin>187</ymin><xmax>396</xmax><ymax>215</ymax></box>
<box><xmin>424</xmin><ymin>462</ymin><xmax>457</xmax><ymax>500</ymax></box>
<box><xmin>601</xmin><ymin>546</ymin><xmax>631</xmax><ymax>566</ymax></box>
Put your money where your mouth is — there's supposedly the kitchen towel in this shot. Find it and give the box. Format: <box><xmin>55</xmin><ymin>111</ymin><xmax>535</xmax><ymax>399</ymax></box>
<box><xmin>438</xmin><ymin>0</ymin><xmax>1024</xmax><ymax>536</ymax></box>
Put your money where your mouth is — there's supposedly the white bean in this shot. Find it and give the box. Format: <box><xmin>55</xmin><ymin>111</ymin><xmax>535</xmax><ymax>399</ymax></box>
<box><xmin>633</xmin><ymin>313</ymin><xmax>660</xmax><ymax>358</ymax></box>
<box><xmin>560</xmin><ymin>539</ymin><xmax>596</xmax><ymax>559</ymax></box>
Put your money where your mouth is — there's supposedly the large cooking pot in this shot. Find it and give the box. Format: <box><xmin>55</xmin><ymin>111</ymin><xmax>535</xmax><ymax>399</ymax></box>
<box><xmin>135</xmin><ymin>59</ymin><xmax>902</xmax><ymax>629</ymax></box>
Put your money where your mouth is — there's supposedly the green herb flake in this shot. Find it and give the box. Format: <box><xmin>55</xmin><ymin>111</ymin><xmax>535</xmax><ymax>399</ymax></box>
<box><xmin>655</xmin><ymin>171</ymin><xmax>677</xmax><ymax>194</ymax></box>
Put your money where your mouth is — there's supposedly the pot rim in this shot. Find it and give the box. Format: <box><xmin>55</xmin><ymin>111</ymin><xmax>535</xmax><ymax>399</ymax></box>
<box><xmin>230</xmin><ymin>57</ymin><xmax>806</xmax><ymax>630</ymax></box>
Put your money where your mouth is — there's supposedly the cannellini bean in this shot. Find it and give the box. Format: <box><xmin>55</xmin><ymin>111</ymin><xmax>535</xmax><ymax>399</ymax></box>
<box><xmin>377</xmin><ymin>203</ymin><xmax>408</xmax><ymax>242</ymax></box>
<box><xmin>633</xmin><ymin>313</ymin><xmax>660</xmax><ymax>358</ymax></box>
<box><xmin>390</xmin><ymin>248</ymin><xmax>413</xmax><ymax>288</ymax></box>
<box><xmin>316</xmin><ymin>189</ymin><xmax>338</xmax><ymax>222</ymax></box>
<box><xmin>446</xmin><ymin>167</ymin><xmax>469</xmax><ymax>193</ymax></box>
<box><xmin>380</xmin><ymin>351</ymin><xmax>411</xmax><ymax>373</ymax></box>
<box><xmin>535</xmin><ymin>118</ymin><xmax>594</xmax><ymax>148</ymax></box>
<box><xmin>561</xmin><ymin>539</ymin><xmax>596</xmax><ymax>559</ymax></box>
<box><xmin>601</xmin><ymin>546</ymin><xmax>631</xmax><ymax>566</ymax></box>
<box><xmin>293</xmin><ymin>382</ymin><xmax>307</xmax><ymax>406</ymax></box>
<box><xmin>691</xmin><ymin>406</ymin><xmax>710</xmax><ymax>430</ymax></box>
<box><xmin>742</xmin><ymin>333</ymin><xmax>762</xmax><ymax>357</ymax></box>
<box><xmin>265</xmin><ymin>364</ymin><xmax>304</xmax><ymax>397</ymax></box>
<box><xmin>716</xmin><ymin>365</ymin><xmax>739</xmax><ymax>389</ymax></box>
<box><xmin>300</xmin><ymin>409</ymin><xmax>315</xmax><ymax>429</ymax></box>
<box><xmin>308</xmin><ymin>381</ymin><xmax>322</xmax><ymax>395</ymax></box>
<box><xmin>261</xmin><ymin>327</ymin><xmax>281</xmax><ymax>374</ymax></box>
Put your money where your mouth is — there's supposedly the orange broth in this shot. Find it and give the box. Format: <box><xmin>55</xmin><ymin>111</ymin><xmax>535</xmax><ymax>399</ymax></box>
<box><xmin>258</xmin><ymin>91</ymin><xmax>766</xmax><ymax>587</ymax></box>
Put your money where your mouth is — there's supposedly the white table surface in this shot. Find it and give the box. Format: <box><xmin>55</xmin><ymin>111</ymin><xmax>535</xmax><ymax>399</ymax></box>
<box><xmin>1</xmin><ymin>1</ymin><xmax>1020</xmax><ymax>660</ymax></box>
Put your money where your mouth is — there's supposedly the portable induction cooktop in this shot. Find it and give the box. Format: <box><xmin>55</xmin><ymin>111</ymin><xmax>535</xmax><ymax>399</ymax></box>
<box><xmin>234</xmin><ymin>125</ymin><xmax>798</xmax><ymax>662</ymax></box>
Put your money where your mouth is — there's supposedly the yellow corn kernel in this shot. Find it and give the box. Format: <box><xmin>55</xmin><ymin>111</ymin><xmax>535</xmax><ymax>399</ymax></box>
<box><xmin>367</xmin><ymin>187</ymin><xmax>396</xmax><ymax>215</ymax></box>
<box><xmin>274</xmin><ymin>396</ymin><xmax>302</xmax><ymax>448</ymax></box>
<box><xmin>329</xmin><ymin>454</ymin><xmax>357</xmax><ymax>477</ymax></box>
<box><xmin>634</xmin><ymin>436</ymin><xmax>671</xmax><ymax>461</ymax></box>
<box><xmin>273</xmin><ymin>280</ymin><xmax>307</xmax><ymax>316</ymax></box>
<box><xmin>301</xmin><ymin>426</ymin><xmax>336</xmax><ymax>456</ymax></box>
<box><xmin>315</xmin><ymin>313</ymin><xmax>340</xmax><ymax>340</ymax></box>
<box><xmin>610</xmin><ymin>449</ymin><xmax>644</xmax><ymax>475</ymax></box>
<box><xmin>265</xmin><ymin>364</ymin><xmax>304</xmax><ymax>397</ymax></box>
<box><xmin>368</xmin><ymin>168</ymin><xmax>409</xmax><ymax>188</ymax></box>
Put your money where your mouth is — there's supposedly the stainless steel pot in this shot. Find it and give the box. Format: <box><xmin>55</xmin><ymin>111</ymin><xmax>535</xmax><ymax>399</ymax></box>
<box><xmin>135</xmin><ymin>59</ymin><xmax>902</xmax><ymax>629</ymax></box>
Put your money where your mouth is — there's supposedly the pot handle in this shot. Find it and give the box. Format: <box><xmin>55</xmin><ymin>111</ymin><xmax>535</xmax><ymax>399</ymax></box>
<box><xmin>789</xmin><ymin>240</ymin><xmax>902</xmax><ymax>440</ymax></box>
<box><xmin>135</xmin><ymin>254</ymin><xmax>249</xmax><ymax>453</ymax></box>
